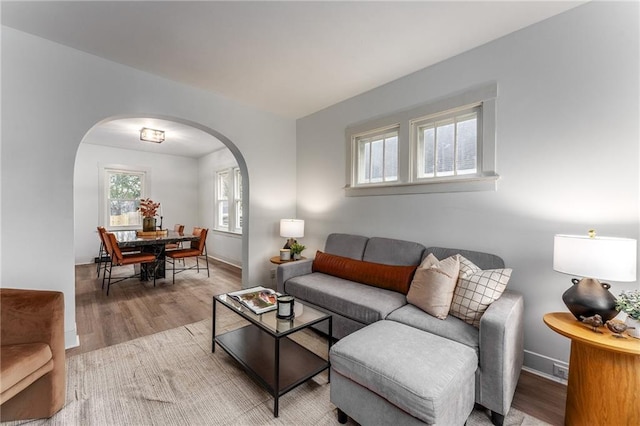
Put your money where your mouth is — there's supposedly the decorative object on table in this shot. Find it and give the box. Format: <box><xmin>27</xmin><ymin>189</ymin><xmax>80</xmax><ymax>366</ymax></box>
<box><xmin>276</xmin><ymin>295</ymin><xmax>295</xmax><ymax>319</ymax></box>
<box><xmin>280</xmin><ymin>248</ymin><xmax>291</xmax><ymax>261</ymax></box>
<box><xmin>138</xmin><ymin>198</ymin><xmax>161</xmax><ymax>232</ymax></box>
<box><xmin>615</xmin><ymin>289</ymin><xmax>640</xmax><ymax>339</ymax></box>
<box><xmin>289</xmin><ymin>242</ymin><xmax>306</xmax><ymax>260</ymax></box>
<box><xmin>280</xmin><ymin>219</ymin><xmax>304</xmax><ymax>249</ymax></box>
<box><xmin>553</xmin><ymin>230</ymin><xmax>637</xmax><ymax>321</ymax></box>
<box><xmin>605</xmin><ymin>319</ymin><xmax>635</xmax><ymax>338</ymax></box>
<box><xmin>227</xmin><ymin>286</ymin><xmax>278</xmax><ymax>314</ymax></box>
<box><xmin>579</xmin><ymin>314</ymin><xmax>603</xmax><ymax>333</ymax></box>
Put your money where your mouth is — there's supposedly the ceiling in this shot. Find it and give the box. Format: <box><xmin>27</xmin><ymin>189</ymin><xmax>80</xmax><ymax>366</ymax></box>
<box><xmin>2</xmin><ymin>1</ymin><xmax>583</xmax><ymax>157</ymax></box>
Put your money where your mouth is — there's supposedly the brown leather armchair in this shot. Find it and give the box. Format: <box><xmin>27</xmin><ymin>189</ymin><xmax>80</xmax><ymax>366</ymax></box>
<box><xmin>0</xmin><ymin>288</ymin><xmax>66</xmax><ymax>420</ymax></box>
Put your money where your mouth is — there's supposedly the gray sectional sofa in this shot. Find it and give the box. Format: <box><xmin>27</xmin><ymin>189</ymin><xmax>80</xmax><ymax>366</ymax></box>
<box><xmin>276</xmin><ymin>233</ymin><xmax>524</xmax><ymax>425</ymax></box>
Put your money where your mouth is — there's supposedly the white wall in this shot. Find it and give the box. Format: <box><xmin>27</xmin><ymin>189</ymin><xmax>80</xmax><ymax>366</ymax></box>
<box><xmin>74</xmin><ymin>143</ymin><xmax>200</xmax><ymax>264</ymax></box>
<box><xmin>1</xmin><ymin>27</ymin><xmax>297</xmax><ymax>347</ymax></box>
<box><xmin>198</xmin><ymin>148</ymin><xmax>243</xmax><ymax>267</ymax></box>
<box><xmin>296</xmin><ymin>2</ymin><xmax>639</xmax><ymax>376</ymax></box>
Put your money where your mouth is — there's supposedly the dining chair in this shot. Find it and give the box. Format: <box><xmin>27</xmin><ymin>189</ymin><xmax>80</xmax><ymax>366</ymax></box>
<box><xmin>102</xmin><ymin>232</ymin><xmax>158</xmax><ymax>295</ymax></box>
<box><xmin>96</xmin><ymin>226</ymin><xmax>138</xmax><ymax>278</ymax></box>
<box><xmin>165</xmin><ymin>224</ymin><xmax>185</xmax><ymax>251</ymax></box>
<box><xmin>165</xmin><ymin>227</ymin><xmax>210</xmax><ymax>284</ymax></box>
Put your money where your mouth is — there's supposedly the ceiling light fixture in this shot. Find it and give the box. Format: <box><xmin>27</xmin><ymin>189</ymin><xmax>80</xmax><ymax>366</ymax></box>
<box><xmin>140</xmin><ymin>127</ymin><xmax>165</xmax><ymax>143</ymax></box>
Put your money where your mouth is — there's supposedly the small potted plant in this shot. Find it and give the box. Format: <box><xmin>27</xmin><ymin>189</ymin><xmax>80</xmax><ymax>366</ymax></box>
<box><xmin>138</xmin><ymin>198</ymin><xmax>160</xmax><ymax>231</ymax></box>
<box><xmin>615</xmin><ymin>290</ymin><xmax>640</xmax><ymax>339</ymax></box>
<box><xmin>289</xmin><ymin>242</ymin><xmax>306</xmax><ymax>260</ymax></box>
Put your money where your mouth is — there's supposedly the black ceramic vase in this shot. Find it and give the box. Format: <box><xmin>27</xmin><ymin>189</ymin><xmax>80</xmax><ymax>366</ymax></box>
<box><xmin>562</xmin><ymin>277</ymin><xmax>618</xmax><ymax>321</ymax></box>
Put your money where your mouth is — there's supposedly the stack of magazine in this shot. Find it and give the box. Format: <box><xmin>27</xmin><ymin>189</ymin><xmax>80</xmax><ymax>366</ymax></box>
<box><xmin>228</xmin><ymin>286</ymin><xmax>279</xmax><ymax>314</ymax></box>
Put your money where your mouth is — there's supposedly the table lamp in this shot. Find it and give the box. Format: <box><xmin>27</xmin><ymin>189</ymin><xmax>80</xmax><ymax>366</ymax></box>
<box><xmin>553</xmin><ymin>230</ymin><xmax>637</xmax><ymax>321</ymax></box>
<box><xmin>280</xmin><ymin>219</ymin><xmax>304</xmax><ymax>249</ymax></box>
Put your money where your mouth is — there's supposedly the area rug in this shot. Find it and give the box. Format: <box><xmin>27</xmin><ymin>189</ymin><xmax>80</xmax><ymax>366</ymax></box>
<box><xmin>10</xmin><ymin>320</ymin><xmax>549</xmax><ymax>425</ymax></box>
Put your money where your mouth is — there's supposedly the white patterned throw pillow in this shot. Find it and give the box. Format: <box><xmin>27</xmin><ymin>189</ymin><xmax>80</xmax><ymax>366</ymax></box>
<box><xmin>449</xmin><ymin>255</ymin><xmax>512</xmax><ymax>327</ymax></box>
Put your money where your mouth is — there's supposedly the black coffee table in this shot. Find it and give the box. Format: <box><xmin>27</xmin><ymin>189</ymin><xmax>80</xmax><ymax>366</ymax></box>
<box><xmin>212</xmin><ymin>292</ymin><xmax>332</xmax><ymax>417</ymax></box>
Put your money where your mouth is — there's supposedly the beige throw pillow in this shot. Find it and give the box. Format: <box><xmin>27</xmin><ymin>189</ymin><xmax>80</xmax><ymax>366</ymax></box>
<box><xmin>450</xmin><ymin>256</ymin><xmax>512</xmax><ymax>327</ymax></box>
<box><xmin>407</xmin><ymin>253</ymin><xmax>460</xmax><ymax>320</ymax></box>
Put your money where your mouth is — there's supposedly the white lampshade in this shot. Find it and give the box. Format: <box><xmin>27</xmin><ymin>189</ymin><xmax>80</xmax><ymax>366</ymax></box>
<box><xmin>553</xmin><ymin>234</ymin><xmax>637</xmax><ymax>282</ymax></box>
<box><xmin>280</xmin><ymin>219</ymin><xmax>304</xmax><ymax>238</ymax></box>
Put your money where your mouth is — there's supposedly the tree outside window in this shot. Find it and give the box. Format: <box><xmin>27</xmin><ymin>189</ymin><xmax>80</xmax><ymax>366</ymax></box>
<box><xmin>107</xmin><ymin>170</ymin><xmax>144</xmax><ymax>227</ymax></box>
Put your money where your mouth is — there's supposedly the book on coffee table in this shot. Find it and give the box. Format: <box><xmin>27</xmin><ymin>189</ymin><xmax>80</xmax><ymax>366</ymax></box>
<box><xmin>228</xmin><ymin>286</ymin><xmax>279</xmax><ymax>314</ymax></box>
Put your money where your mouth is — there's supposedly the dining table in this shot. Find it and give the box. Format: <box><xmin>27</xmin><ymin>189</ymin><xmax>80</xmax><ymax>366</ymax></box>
<box><xmin>112</xmin><ymin>230</ymin><xmax>199</xmax><ymax>280</ymax></box>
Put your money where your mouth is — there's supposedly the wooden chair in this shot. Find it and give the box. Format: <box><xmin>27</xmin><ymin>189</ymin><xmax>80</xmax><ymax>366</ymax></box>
<box><xmin>165</xmin><ymin>227</ymin><xmax>210</xmax><ymax>284</ymax></box>
<box><xmin>102</xmin><ymin>232</ymin><xmax>158</xmax><ymax>295</ymax></box>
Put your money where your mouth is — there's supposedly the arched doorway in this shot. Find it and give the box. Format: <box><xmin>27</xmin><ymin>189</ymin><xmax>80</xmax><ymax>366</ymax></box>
<box><xmin>71</xmin><ymin>114</ymin><xmax>249</xmax><ymax>352</ymax></box>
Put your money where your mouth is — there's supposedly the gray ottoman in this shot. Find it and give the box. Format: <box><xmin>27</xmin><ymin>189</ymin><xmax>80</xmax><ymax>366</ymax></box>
<box><xmin>330</xmin><ymin>320</ymin><xmax>477</xmax><ymax>425</ymax></box>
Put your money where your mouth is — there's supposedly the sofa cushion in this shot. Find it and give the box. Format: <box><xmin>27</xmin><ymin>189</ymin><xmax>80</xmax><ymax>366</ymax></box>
<box><xmin>363</xmin><ymin>237</ymin><xmax>426</xmax><ymax>265</ymax></box>
<box><xmin>425</xmin><ymin>247</ymin><xmax>505</xmax><ymax>270</ymax></box>
<box><xmin>284</xmin><ymin>272</ymin><xmax>407</xmax><ymax>325</ymax></box>
<box><xmin>313</xmin><ymin>251</ymin><xmax>417</xmax><ymax>294</ymax></box>
<box><xmin>1</xmin><ymin>343</ymin><xmax>53</xmax><ymax>395</ymax></box>
<box><xmin>450</xmin><ymin>256</ymin><xmax>512</xmax><ymax>327</ymax></box>
<box><xmin>330</xmin><ymin>320</ymin><xmax>477</xmax><ymax>424</ymax></box>
<box><xmin>387</xmin><ymin>304</ymin><xmax>479</xmax><ymax>352</ymax></box>
<box><xmin>407</xmin><ymin>254</ymin><xmax>460</xmax><ymax>320</ymax></box>
<box><xmin>325</xmin><ymin>233</ymin><xmax>369</xmax><ymax>260</ymax></box>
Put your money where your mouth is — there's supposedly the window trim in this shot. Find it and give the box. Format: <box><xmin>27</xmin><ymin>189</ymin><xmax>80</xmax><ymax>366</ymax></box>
<box><xmin>214</xmin><ymin>166</ymin><xmax>243</xmax><ymax>234</ymax></box>
<box><xmin>98</xmin><ymin>163</ymin><xmax>150</xmax><ymax>230</ymax></box>
<box><xmin>345</xmin><ymin>82</ymin><xmax>498</xmax><ymax>197</ymax></box>
<box><xmin>351</xmin><ymin>125</ymin><xmax>400</xmax><ymax>187</ymax></box>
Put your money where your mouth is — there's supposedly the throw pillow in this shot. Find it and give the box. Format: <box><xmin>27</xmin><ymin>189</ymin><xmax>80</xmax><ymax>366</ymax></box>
<box><xmin>407</xmin><ymin>253</ymin><xmax>460</xmax><ymax>320</ymax></box>
<box><xmin>312</xmin><ymin>251</ymin><xmax>418</xmax><ymax>294</ymax></box>
<box><xmin>450</xmin><ymin>255</ymin><xmax>512</xmax><ymax>327</ymax></box>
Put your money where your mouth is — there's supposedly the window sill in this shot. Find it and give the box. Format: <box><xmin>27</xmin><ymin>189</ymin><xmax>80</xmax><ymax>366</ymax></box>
<box><xmin>212</xmin><ymin>229</ymin><xmax>242</xmax><ymax>237</ymax></box>
<box><xmin>345</xmin><ymin>174</ymin><xmax>499</xmax><ymax>197</ymax></box>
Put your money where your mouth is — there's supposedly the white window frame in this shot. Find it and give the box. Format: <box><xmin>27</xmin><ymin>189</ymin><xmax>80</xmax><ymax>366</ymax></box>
<box><xmin>353</xmin><ymin>126</ymin><xmax>399</xmax><ymax>186</ymax></box>
<box><xmin>98</xmin><ymin>164</ymin><xmax>150</xmax><ymax>230</ymax></box>
<box><xmin>214</xmin><ymin>167</ymin><xmax>242</xmax><ymax>234</ymax></box>
<box><xmin>346</xmin><ymin>82</ymin><xmax>499</xmax><ymax>196</ymax></box>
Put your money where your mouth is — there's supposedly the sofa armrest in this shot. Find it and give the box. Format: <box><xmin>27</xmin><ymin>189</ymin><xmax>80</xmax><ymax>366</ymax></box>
<box><xmin>1</xmin><ymin>289</ymin><xmax>65</xmax><ymax>352</ymax></box>
<box><xmin>0</xmin><ymin>288</ymin><xmax>66</xmax><ymax>420</ymax></box>
<box><xmin>276</xmin><ymin>259</ymin><xmax>314</xmax><ymax>293</ymax></box>
<box><xmin>477</xmin><ymin>289</ymin><xmax>524</xmax><ymax>416</ymax></box>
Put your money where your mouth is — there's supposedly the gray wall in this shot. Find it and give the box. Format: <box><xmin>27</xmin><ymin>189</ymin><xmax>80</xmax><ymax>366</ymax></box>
<box><xmin>1</xmin><ymin>26</ymin><xmax>297</xmax><ymax>347</ymax></box>
<box><xmin>296</xmin><ymin>2</ymin><xmax>639</xmax><ymax>376</ymax></box>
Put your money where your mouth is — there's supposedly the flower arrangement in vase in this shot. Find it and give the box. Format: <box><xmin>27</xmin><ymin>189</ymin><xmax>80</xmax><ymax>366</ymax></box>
<box><xmin>138</xmin><ymin>198</ymin><xmax>160</xmax><ymax>231</ymax></box>
<box><xmin>615</xmin><ymin>290</ymin><xmax>640</xmax><ymax>338</ymax></box>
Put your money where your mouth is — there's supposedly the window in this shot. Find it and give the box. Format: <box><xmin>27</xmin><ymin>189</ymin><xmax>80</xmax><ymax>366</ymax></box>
<box><xmin>216</xmin><ymin>170</ymin><xmax>229</xmax><ymax>229</ymax></box>
<box><xmin>102</xmin><ymin>167</ymin><xmax>147</xmax><ymax>229</ymax></box>
<box><xmin>346</xmin><ymin>82</ymin><xmax>498</xmax><ymax>196</ymax></box>
<box><xmin>355</xmin><ymin>127</ymin><xmax>398</xmax><ymax>185</ymax></box>
<box><xmin>215</xmin><ymin>167</ymin><xmax>243</xmax><ymax>233</ymax></box>
<box><xmin>234</xmin><ymin>168</ymin><xmax>243</xmax><ymax>230</ymax></box>
<box><xmin>414</xmin><ymin>106</ymin><xmax>480</xmax><ymax>179</ymax></box>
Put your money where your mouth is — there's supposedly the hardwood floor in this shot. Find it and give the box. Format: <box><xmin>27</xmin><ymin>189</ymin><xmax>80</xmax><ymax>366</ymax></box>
<box><xmin>69</xmin><ymin>261</ymin><xmax>566</xmax><ymax>424</ymax></box>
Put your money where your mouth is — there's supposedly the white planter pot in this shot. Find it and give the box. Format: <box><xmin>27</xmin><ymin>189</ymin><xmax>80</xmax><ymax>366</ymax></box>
<box><xmin>624</xmin><ymin>317</ymin><xmax>640</xmax><ymax>339</ymax></box>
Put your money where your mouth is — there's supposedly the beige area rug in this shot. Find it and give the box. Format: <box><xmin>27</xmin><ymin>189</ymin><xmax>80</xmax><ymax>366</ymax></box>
<box><xmin>9</xmin><ymin>319</ymin><xmax>549</xmax><ymax>425</ymax></box>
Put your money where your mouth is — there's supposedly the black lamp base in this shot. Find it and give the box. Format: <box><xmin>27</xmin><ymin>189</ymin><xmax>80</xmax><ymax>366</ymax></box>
<box><xmin>562</xmin><ymin>277</ymin><xmax>618</xmax><ymax>321</ymax></box>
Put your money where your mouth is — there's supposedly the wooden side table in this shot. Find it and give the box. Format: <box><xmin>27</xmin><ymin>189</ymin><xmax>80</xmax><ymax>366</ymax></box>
<box><xmin>269</xmin><ymin>256</ymin><xmax>306</xmax><ymax>265</ymax></box>
<box><xmin>543</xmin><ymin>312</ymin><xmax>640</xmax><ymax>425</ymax></box>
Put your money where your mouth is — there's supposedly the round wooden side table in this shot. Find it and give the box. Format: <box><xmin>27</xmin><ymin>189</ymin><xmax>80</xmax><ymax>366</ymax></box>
<box><xmin>269</xmin><ymin>256</ymin><xmax>306</xmax><ymax>265</ymax></box>
<box><xmin>543</xmin><ymin>312</ymin><xmax>640</xmax><ymax>425</ymax></box>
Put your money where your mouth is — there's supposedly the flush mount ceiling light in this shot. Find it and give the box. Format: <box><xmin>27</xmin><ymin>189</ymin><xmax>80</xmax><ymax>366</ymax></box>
<box><xmin>140</xmin><ymin>127</ymin><xmax>165</xmax><ymax>143</ymax></box>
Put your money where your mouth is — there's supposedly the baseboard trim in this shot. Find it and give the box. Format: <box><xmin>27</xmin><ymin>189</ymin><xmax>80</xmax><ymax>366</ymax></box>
<box><xmin>523</xmin><ymin>350</ymin><xmax>568</xmax><ymax>384</ymax></box>
<box><xmin>65</xmin><ymin>322</ymin><xmax>80</xmax><ymax>349</ymax></box>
